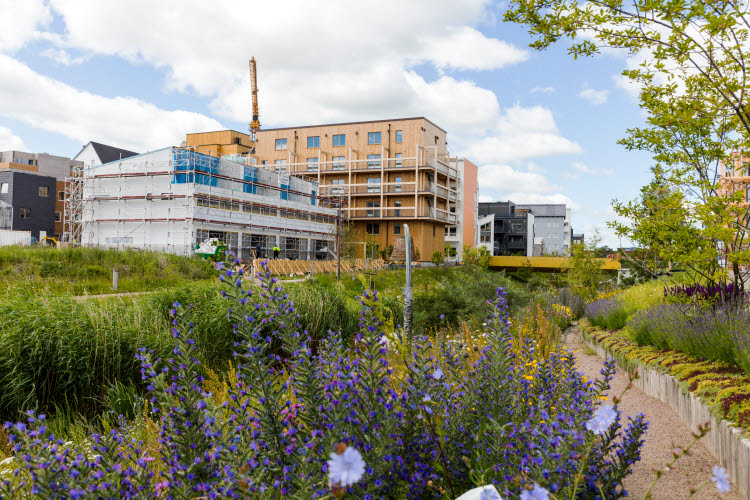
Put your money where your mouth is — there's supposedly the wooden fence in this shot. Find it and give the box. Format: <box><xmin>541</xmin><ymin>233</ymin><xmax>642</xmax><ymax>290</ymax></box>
<box><xmin>249</xmin><ymin>258</ymin><xmax>387</xmax><ymax>277</ymax></box>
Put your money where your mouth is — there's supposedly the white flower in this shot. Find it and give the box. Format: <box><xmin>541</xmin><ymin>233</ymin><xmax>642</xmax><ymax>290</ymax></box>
<box><xmin>520</xmin><ymin>483</ymin><xmax>549</xmax><ymax>500</ymax></box>
<box><xmin>454</xmin><ymin>485</ymin><xmax>502</xmax><ymax>500</ymax></box>
<box><xmin>327</xmin><ymin>446</ymin><xmax>365</xmax><ymax>488</ymax></box>
<box><xmin>586</xmin><ymin>403</ymin><xmax>617</xmax><ymax>435</ymax></box>
<box><xmin>480</xmin><ymin>486</ymin><xmax>502</xmax><ymax>500</ymax></box>
<box><xmin>433</xmin><ymin>368</ymin><xmax>443</xmax><ymax>380</ymax></box>
<box><xmin>712</xmin><ymin>465</ymin><xmax>730</xmax><ymax>493</ymax></box>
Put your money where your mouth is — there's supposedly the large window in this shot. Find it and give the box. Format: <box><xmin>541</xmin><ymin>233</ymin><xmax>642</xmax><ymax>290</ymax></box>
<box><xmin>366</xmin><ymin>201</ymin><xmax>380</xmax><ymax>217</ymax></box>
<box><xmin>394</xmin><ymin>177</ymin><xmax>402</xmax><ymax>193</ymax></box>
<box><xmin>306</xmin><ymin>157</ymin><xmax>319</xmax><ymax>171</ymax></box>
<box><xmin>332</xmin><ymin>134</ymin><xmax>345</xmax><ymax>147</ymax></box>
<box><xmin>38</xmin><ymin>186</ymin><xmax>48</xmax><ymax>197</ymax></box>
<box><xmin>331</xmin><ymin>178</ymin><xmax>346</xmax><ymax>195</ymax></box>
<box><xmin>274</xmin><ymin>159</ymin><xmax>287</xmax><ymax>173</ymax></box>
<box><xmin>307</xmin><ymin>136</ymin><xmax>320</xmax><ymax>148</ymax></box>
<box><xmin>0</xmin><ymin>183</ymin><xmax>8</xmax><ymax>194</ymax></box>
<box><xmin>275</xmin><ymin>138</ymin><xmax>287</xmax><ymax>151</ymax></box>
<box><xmin>332</xmin><ymin>155</ymin><xmax>346</xmax><ymax>170</ymax></box>
<box><xmin>394</xmin><ymin>222</ymin><xmax>401</xmax><ymax>235</ymax></box>
<box><xmin>395</xmin><ymin>130</ymin><xmax>403</xmax><ymax>143</ymax></box>
<box><xmin>366</xmin><ymin>223</ymin><xmax>380</xmax><ymax>235</ymax></box>
<box><xmin>368</xmin><ymin>132</ymin><xmax>381</xmax><ymax>145</ymax></box>
<box><xmin>20</xmin><ymin>208</ymin><xmax>30</xmax><ymax>219</ymax></box>
<box><xmin>367</xmin><ymin>177</ymin><xmax>381</xmax><ymax>193</ymax></box>
<box><xmin>394</xmin><ymin>153</ymin><xmax>402</xmax><ymax>167</ymax></box>
<box><xmin>367</xmin><ymin>154</ymin><xmax>381</xmax><ymax>168</ymax></box>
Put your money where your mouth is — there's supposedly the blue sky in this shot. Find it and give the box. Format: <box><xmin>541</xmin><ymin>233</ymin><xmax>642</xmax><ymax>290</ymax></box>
<box><xmin>0</xmin><ymin>0</ymin><xmax>655</xmax><ymax>247</ymax></box>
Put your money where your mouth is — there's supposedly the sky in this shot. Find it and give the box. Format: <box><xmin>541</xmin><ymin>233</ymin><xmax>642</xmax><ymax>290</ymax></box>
<box><xmin>0</xmin><ymin>0</ymin><xmax>655</xmax><ymax>248</ymax></box>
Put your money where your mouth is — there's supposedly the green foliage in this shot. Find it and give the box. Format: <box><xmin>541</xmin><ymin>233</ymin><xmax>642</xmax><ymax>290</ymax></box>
<box><xmin>504</xmin><ymin>0</ymin><xmax>750</xmax><ymax>292</ymax></box>
<box><xmin>444</xmin><ymin>243</ymin><xmax>457</xmax><ymax>258</ymax></box>
<box><xmin>430</xmin><ymin>250</ymin><xmax>444</xmax><ymax>266</ymax></box>
<box><xmin>564</xmin><ymin>236</ymin><xmax>610</xmax><ymax>302</ymax></box>
<box><xmin>0</xmin><ymin>246</ymin><xmax>214</xmax><ymax>295</ymax></box>
<box><xmin>462</xmin><ymin>245</ymin><xmax>491</xmax><ymax>268</ymax></box>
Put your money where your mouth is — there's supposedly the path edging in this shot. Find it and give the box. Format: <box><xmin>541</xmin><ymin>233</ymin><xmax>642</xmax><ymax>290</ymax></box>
<box><xmin>578</xmin><ymin>324</ymin><xmax>750</xmax><ymax>500</ymax></box>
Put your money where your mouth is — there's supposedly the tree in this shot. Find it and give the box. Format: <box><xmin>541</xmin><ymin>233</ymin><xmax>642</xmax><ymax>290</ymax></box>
<box><xmin>564</xmin><ymin>234</ymin><xmax>610</xmax><ymax>301</ymax></box>
<box><xmin>504</xmin><ymin>0</ymin><xmax>750</xmax><ymax>293</ymax></box>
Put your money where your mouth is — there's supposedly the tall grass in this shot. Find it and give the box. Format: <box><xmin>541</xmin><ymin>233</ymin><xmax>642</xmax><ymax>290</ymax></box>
<box><xmin>0</xmin><ymin>246</ymin><xmax>215</xmax><ymax>294</ymax></box>
<box><xmin>584</xmin><ymin>298</ymin><xmax>629</xmax><ymax>330</ymax></box>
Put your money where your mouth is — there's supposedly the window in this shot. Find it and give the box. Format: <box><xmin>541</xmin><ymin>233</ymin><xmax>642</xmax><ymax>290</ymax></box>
<box><xmin>367</xmin><ymin>154</ymin><xmax>381</xmax><ymax>168</ymax></box>
<box><xmin>332</xmin><ymin>155</ymin><xmax>346</xmax><ymax>170</ymax></box>
<box><xmin>367</xmin><ymin>177</ymin><xmax>381</xmax><ymax>193</ymax></box>
<box><xmin>366</xmin><ymin>223</ymin><xmax>380</xmax><ymax>235</ymax></box>
<box><xmin>58</xmin><ymin>191</ymin><xmax>65</xmax><ymax>201</ymax></box>
<box><xmin>331</xmin><ymin>178</ymin><xmax>346</xmax><ymax>195</ymax></box>
<box><xmin>394</xmin><ymin>177</ymin><xmax>402</xmax><ymax>193</ymax></box>
<box><xmin>0</xmin><ymin>183</ymin><xmax>7</xmax><ymax>194</ymax></box>
<box><xmin>38</xmin><ymin>186</ymin><xmax>48</xmax><ymax>197</ymax></box>
<box><xmin>433</xmin><ymin>225</ymin><xmax>436</xmax><ymax>236</ymax></box>
<box><xmin>274</xmin><ymin>159</ymin><xmax>287</xmax><ymax>173</ymax></box>
<box><xmin>394</xmin><ymin>222</ymin><xmax>401</xmax><ymax>235</ymax></box>
<box><xmin>275</xmin><ymin>138</ymin><xmax>287</xmax><ymax>151</ymax></box>
<box><xmin>333</xmin><ymin>134</ymin><xmax>345</xmax><ymax>147</ymax></box>
<box><xmin>20</xmin><ymin>208</ymin><xmax>30</xmax><ymax>219</ymax></box>
<box><xmin>307</xmin><ymin>136</ymin><xmax>320</xmax><ymax>148</ymax></box>
<box><xmin>394</xmin><ymin>201</ymin><xmax>401</xmax><ymax>217</ymax></box>
<box><xmin>368</xmin><ymin>132</ymin><xmax>381</xmax><ymax>145</ymax></box>
<box><xmin>366</xmin><ymin>201</ymin><xmax>380</xmax><ymax>217</ymax></box>
<box><xmin>54</xmin><ymin>211</ymin><xmax>61</xmax><ymax>222</ymax></box>
<box><xmin>394</xmin><ymin>153</ymin><xmax>402</xmax><ymax>167</ymax></box>
<box><xmin>306</xmin><ymin>157</ymin><xmax>319</xmax><ymax>171</ymax></box>
<box><xmin>395</xmin><ymin>130</ymin><xmax>403</xmax><ymax>143</ymax></box>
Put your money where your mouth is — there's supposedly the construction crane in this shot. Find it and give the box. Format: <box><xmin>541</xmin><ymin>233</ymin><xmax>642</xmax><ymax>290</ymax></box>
<box><xmin>249</xmin><ymin>57</ymin><xmax>260</xmax><ymax>154</ymax></box>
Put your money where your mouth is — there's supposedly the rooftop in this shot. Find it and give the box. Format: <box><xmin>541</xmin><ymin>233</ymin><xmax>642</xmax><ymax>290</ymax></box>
<box><xmin>256</xmin><ymin>116</ymin><xmax>447</xmax><ymax>134</ymax></box>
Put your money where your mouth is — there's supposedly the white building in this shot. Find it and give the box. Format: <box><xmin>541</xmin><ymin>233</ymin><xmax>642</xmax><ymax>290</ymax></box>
<box><xmin>81</xmin><ymin>147</ymin><xmax>337</xmax><ymax>259</ymax></box>
<box><xmin>74</xmin><ymin>141</ymin><xmax>139</xmax><ymax>167</ymax></box>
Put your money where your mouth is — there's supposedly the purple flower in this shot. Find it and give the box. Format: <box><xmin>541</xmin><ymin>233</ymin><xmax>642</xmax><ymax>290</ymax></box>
<box><xmin>586</xmin><ymin>403</ymin><xmax>616</xmax><ymax>435</ymax></box>
<box><xmin>480</xmin><ymin>486</ymin><xmax>502</xmax><ymax>500</ymax></box>
<box><xmin>433</xmin><ymin>368</ymin><xmax>443</xmax><ymax>380</ymax></box>
<box><xmin>327</xmin><ymin>446</ymin><xmax>365</xmax><ymax>488</ymax></box>
<box><xmin>712</xmin><ymin>465</ymin><xmax>730</xmax><ymax>493</ymax></box>
<box><xmin>520</xmin><ymin>483</ymin><xmax>549</xmax><ymax>500</ymax></box>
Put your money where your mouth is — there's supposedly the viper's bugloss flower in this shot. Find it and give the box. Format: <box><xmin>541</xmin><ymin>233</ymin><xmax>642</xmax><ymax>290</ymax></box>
<box><xmin>520</xmin><ymin>483</ymin><xmax>549</xmax><ymax>500</ymax></box>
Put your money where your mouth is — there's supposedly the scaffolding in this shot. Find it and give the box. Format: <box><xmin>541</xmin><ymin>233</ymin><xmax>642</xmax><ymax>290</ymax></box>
<box><xmin>62</xmin><ymin>161</ymin><xmax>85</xmax><ymax>243</ymax></box>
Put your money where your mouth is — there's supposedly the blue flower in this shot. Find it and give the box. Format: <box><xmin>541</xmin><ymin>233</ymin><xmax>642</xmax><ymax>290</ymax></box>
<box><xmin>433</xmin><ymin>368</ymin><xmax>443</xmax><ymax>380</ymax></box>
<box><xmin>479</xmin><ymin>486</ymin><xmax>501</xmax><ymax>500</ymax></box>
<box><xmin>712</xmin><ymin>465</ymin><xmax>730</xmax><ymax>493</ymax></box>
<box><xmin>327</xmin><ymin>446</ymin><xmax>365</xmax><ymax>488</ymax></box>
<box><xmin>586</xmin><ymin>403</ymin><xmax>616</xmax><ymax>435</ymax></box>
<box><xmin>215</xmin><ymin>262</ymin><xmax>224</xmax><ymax>270</ymax></box>
<box><xmin>520</xmin><ymin>483</ymin><xmax>549</xmax><ymax>500</ymax></box>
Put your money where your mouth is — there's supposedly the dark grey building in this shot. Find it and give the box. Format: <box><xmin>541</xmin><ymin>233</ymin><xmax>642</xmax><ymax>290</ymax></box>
<box><xmin>478</xmin><ymin>201</ymin><xmax>535</xmax><ymax>256</ymax></box>
<box><xmin>516</xmin><ymin>204</ymin><xmax>571</xmax><ymax>255</ymax></box>
<box><xmin>0</xmin><ymin>171</ymin><xmax>56</xmax><ymax>239</ymax></box>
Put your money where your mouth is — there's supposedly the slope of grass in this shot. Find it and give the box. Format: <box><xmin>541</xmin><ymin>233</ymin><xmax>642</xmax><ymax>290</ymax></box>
<box><xmin>0</xmin><ymin>246</ymin><xmax>215</xmax><ymax>295</ymax></box>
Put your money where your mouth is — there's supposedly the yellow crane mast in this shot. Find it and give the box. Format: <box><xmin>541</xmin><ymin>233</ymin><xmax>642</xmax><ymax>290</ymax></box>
<box><xmin>249</xmin><ymin>57</ymin><xmax>260</xmax><ymax>153</ymax></box>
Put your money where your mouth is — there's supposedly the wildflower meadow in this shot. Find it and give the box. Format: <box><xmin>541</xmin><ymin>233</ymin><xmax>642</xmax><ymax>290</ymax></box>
<box><xmin>0</xmin><ymin>259</ymin><xmax>649</xmax><ymax>499</ymax></box>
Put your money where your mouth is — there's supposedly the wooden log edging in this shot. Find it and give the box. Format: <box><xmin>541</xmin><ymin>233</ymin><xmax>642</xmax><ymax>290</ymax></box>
<box><xmin>578</xmin><ymin>325</ymin><xmax>750</xmax><ymax>500</ymax></box>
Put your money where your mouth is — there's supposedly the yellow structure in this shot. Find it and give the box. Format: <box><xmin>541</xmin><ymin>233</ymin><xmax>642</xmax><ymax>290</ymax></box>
<box><xmin>489</xmin><ymin>256</ymin><xmax>621</xmax><ymax>271</ymax></box>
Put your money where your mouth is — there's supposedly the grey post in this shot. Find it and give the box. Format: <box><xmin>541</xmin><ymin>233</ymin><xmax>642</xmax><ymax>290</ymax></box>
<box><xmin>403</xmin><ymin>224</ymin><xmax>412</xmax><ymax>336</ymax></box>
<box><xmin>112</xmin><ymin>268</ymin><xmax>119</xmax><ymax>292</ymax></box>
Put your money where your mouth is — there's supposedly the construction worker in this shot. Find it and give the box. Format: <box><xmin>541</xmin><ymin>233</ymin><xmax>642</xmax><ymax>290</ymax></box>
<box><xmin>273</xmin><ymin>245</ymin><xmax>281</xmax><ymax>259</ymax></box>
<box><xmin>255</xmin><ymin>242</ymin><xmax>262</xmax><ymax>259</ymax></box>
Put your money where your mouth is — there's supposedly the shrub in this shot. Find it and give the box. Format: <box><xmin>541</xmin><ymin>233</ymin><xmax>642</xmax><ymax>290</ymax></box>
<box><xmin>584</xmin><ymin>298</ymin><xmax>629</xmax><ymax>330</ymax></box>
<box><xmin>555</xmin><ymin>287</ymin><xmax>586</xmax><ymax>319</ymax></box>
<box><xmin>430</xmin><ymin>250</ymin><xmax>444</xmax><ymax>266</ymax></box>
<box><xmin>0</xmin><ymin>263</ymin><xmax>646</xmax><ymax>499</ymax></box>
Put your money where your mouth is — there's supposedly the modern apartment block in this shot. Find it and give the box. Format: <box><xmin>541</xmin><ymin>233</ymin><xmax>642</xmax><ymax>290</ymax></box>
<box><xmin>189</xmin><ymin>118</ymin><xmax>458</xmax><ymax>260</ymax></box>
<box><xmin>477</xmin><ymin>201</ymin><xmax>535</xmax><ymax>257</ymax></box>
<box><xmin>516</xmin><ymin>204</ymin><xmax>572</xmax><ymax>255</ymax></box>
<box><xmin>0</xmin><ymin>150</ymin><xmax>83</xmax><ymax>237</ymax></box>
<box><xmin>185</xmin><ymin>131</ymin><xmax>254</xmax><ymax>160</ymax></box>
<box><xmin>445</xmin><ymin>158</ymin><xmax>478</xmax><ymax>261</ymax></box>
<box><xmin>80</xmin><ymin>147</ymin><xmax>337</xmax><ymax>258</ymax></box>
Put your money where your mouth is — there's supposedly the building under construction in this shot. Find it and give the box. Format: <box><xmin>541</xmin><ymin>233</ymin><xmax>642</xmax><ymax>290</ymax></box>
<box><xmin>77</xmin><ymin>147</ymin><xmax>337</xmax><ymax>258</ymax></box>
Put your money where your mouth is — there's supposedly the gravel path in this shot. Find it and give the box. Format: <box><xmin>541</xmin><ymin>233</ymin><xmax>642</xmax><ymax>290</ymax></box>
<box><xmin>565</xmin><ymin>326</ymin><xmax>743</xmax><ymax>500</ymax></box>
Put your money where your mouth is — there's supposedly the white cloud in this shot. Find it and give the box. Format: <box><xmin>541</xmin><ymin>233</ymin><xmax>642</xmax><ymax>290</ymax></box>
<box><xmin>0</xmin><ymin>54</ymin><xmax>222</xmax><ymax>152</ymax></box>
<box><xmin>420</xmin><ymin>27</ymin><xmax>529</xmax><ymax>70</ymax></box>
<box><xmin>478</xmin><ymin>164</ymin><xmax>560</xmax><ymax>194</ymax></box>
<box><xmin>0</xmin><ymin>126</ymin><xmax>26</xmax><ymax>151</ymax></box>
<box><xmin>41</xmin><ymin>48</ymin><xmax>88</xmax><ymax>66</ymax></box>
<box><xmin>530</xmin><ymin>86</ymin><xmax>556</xmax><ymax>94</ymax></box>
<box><xmin>504</xmin><ymin>192</ymin><xmax>580</xmax><ymax>211</ymax></box>
<box><xmin>571</xmin><ymin>161</ymin><xmax>614</xmax><ymax>176</ymax></box>
<box><xmin>578</xmin><ymin>87</ymin><xmax>609</xmax><ymax>105</ymax></box>
<box><xmin>0</xmin><ymin>0</ymin><xmax>51</xmax><ymax>52</ymax></box>
<box><xmin>466</xmin><ymin>105</ymin><xmax>583</xmax><ymax>163</ymax></box>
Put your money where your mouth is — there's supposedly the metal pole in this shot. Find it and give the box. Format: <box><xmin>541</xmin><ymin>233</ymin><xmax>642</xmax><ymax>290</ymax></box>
<box><xmin>112</xmin><ymin>268</ymin><xmax>119</xmax><ymax>292</ymax></box>
<box><xmin>337</xmin><ymin>205</ymin><xmax>342</xmax><ymax>280</ymax></box>
<box><xmin>403</xmin><ymin>224</ymin><xmax>412</xmax><ymax>336</ymax></box>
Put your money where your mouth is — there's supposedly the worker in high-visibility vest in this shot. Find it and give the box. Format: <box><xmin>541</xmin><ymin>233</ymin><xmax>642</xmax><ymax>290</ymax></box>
<box><xmin>273</xmin><ymin>245</ymin><xmax>281</xmax><ymax>259</ymax></box>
